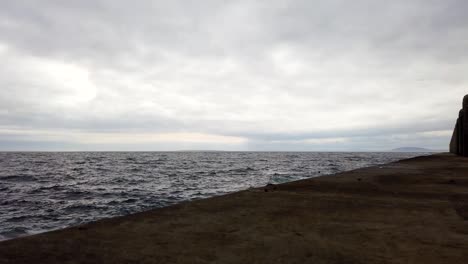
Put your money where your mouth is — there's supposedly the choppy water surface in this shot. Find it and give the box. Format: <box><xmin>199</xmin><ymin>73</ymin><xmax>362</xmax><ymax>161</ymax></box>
<box><xmin>0</xmin><ymin>151</ymin><xmax>427</xmax><ymax>240</ymax></box>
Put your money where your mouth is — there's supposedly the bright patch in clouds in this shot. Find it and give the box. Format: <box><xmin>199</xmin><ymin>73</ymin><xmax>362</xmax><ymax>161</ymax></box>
<box><xmin>1</xmin><ymin>43</ymin><xmax>96</xmax><ymax>109</ymax></box>
<box><xmin>29</xmin><ymin>58</ymin><xmax>96</xmax><ymax>106</ymax></box>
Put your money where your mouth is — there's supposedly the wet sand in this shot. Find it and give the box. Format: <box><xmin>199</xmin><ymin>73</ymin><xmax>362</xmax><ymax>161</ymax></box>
<box><xmin>1</xmin><ymin>153</ymin><xmax>468</xmax><ymax>264</ymax></box>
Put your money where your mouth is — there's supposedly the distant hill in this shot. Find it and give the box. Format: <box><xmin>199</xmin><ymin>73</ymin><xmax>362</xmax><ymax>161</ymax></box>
<box><xmin>391</xmin><ymin>147</ymin><xmax>435</xmax><ymax>152</ymax></box>
<box><xmin>175</xmin><ymin>150</ymin><xmax>225</xmax><ymax>152</ymax></box>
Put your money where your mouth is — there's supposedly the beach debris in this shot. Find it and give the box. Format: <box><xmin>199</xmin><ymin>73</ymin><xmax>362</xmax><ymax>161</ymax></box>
<box><xmin>264</xmin><ymin>183</ymin><xmax>277</xmax><ymax>192</ymax></box>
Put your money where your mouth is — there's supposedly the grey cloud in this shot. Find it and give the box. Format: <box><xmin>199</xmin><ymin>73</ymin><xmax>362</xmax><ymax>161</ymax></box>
<box><xmin>0</xmin><ymin>0</ymin><xmax>467</xmax><ymax>150</ymax></box>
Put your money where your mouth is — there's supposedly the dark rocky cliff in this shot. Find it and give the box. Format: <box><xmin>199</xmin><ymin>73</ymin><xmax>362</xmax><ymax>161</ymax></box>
<box><xmin>450</xmin><ymin>95</ymin><xmax>468</xmax><ymax>156</ymax></box>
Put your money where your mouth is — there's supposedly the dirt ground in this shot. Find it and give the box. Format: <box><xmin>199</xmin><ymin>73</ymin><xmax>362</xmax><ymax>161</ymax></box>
<box><xmin>1</xmin><ymin>153</ymin><xmax>468</xmax><ymax>264</ymax></box>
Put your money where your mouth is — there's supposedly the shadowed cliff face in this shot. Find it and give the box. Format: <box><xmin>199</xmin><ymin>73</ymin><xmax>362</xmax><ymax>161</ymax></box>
<box><xmin>450</xmin><ymin>94</ymin><xmax>468</xmax><ymax>156</ymax></box>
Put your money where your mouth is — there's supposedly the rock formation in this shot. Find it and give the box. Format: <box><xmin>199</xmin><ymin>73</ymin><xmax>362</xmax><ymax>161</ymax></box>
<box><xmin>450</xmin><ymin>95</ymin><xmax>468</xmax><ymax>156</ymax></box>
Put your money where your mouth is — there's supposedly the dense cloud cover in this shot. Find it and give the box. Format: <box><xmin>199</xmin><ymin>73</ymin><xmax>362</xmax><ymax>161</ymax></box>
<box><xmin>0</xmin><ymin>0</ymin><xmax>467</xmax><ymax>151</ymax></box>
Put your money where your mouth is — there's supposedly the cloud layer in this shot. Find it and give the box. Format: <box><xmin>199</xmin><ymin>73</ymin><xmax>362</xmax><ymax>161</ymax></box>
<box><xmin>1</xmin><ymin>0</ymin><xmax>467</xmax><ymax>150</ymax></box>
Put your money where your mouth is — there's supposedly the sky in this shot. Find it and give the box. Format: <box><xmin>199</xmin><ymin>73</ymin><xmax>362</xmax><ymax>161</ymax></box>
<box><xmin>0</xmin><ymin>0</ymin><xmax>467</xmax><ymax>151</ymax></box>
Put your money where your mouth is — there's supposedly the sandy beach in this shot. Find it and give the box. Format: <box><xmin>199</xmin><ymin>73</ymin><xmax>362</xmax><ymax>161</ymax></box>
<box><xmin>1</xmin><ymin>153</ymin><xmax>468</xmax><ymax>263</ymax></box>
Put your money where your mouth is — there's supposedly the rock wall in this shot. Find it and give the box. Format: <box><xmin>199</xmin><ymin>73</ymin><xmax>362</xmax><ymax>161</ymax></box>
<box><xmin>450</xmin><ymin>95</ymin><xmax>468</xmax><ymax>156</ymax></box>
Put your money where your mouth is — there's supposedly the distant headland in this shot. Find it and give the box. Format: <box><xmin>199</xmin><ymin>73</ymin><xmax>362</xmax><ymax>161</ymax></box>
<box><xmin>391</xmin><ymin>147</ymin><xmax>436</xmax><ymax>152</ymax></box>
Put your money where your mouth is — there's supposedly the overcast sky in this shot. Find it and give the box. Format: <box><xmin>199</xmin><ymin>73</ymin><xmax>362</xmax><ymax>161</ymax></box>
<box><xmin>0</xmin><ymin>0</ymin><xmax>467</xmax><ymax>151</ymax></box>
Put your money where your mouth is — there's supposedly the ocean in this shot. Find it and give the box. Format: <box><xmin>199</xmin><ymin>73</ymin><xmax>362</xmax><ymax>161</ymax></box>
<box><xmin>0</xmin><ymin>151</ymin><xmax>428</xmax><ymax>241</ymax></box>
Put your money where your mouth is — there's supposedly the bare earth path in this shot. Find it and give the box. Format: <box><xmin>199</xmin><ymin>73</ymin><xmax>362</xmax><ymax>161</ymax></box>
<box><xmin>1</xmin><ymin>153</ymin><xmax>468</xmax><ymax>264</ymax></box>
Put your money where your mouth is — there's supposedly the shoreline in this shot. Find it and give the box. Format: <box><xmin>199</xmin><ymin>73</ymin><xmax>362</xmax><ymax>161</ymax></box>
<box><xmin>1</xmin><ymin>153</ymin><xmax>468</xmax><ymax>263</ymax></box>
<box><xmin>0</xmin><ymin>151</ymin><xmax>423</xmax><ymax>242</ymax></box>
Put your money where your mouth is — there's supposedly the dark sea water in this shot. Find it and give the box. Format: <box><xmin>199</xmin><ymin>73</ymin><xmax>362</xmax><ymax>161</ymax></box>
<box><xmin>0</xmin><ymin>151</ymin><xmax>428</xmax><ymax>241</ymax></box>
